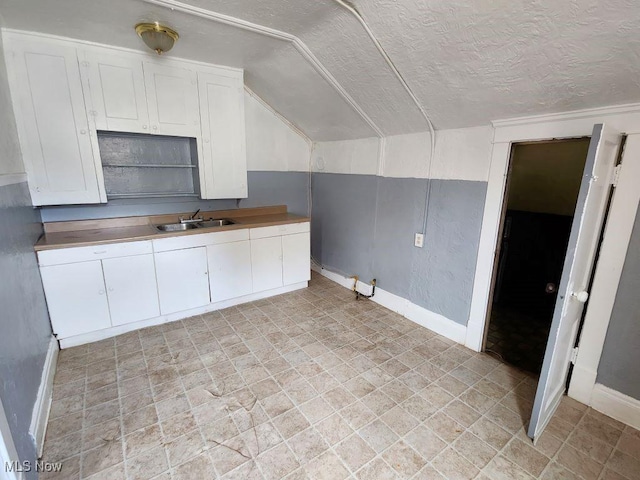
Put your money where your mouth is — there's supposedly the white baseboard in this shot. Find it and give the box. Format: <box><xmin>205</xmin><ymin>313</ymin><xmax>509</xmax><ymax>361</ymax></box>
<box><xmin>59</xmin><ymin>282</ymin><xmax>308</xmax><ymax>348</ymax></box>
<box><xmin>313</xmin><ymin>265</ymin><xmax>467</xmax><ymax>345</ymax></box>
<box><xmin>29</xmin><ymin>337</ymin><xmax>58</xmax><ymax>457</ymax></box>
<box><xmin>590</xmin><ymin>384</ymin><xmax>640</xmax><ymax>430</ymax></box>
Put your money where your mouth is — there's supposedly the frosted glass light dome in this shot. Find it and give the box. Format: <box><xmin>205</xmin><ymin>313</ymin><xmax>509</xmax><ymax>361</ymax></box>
<box><xmin>135</xmin><ymin>22</ymin><xmax>179</xmax><ymax>55</ymax></box>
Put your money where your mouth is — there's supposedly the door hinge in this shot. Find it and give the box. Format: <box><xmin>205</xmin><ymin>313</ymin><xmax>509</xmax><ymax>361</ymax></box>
<box><xmin>570</xmin><ymin>347</ymin><xmax>579</xmax><ymax>365</ymax></box>
<box><xmin>612</xmin><ymin>164</ymin><xmax>622</xmax><ymax>187</ymax></box>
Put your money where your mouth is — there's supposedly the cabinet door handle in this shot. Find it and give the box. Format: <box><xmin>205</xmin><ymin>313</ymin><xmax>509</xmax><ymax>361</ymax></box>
<box><xmin>152</xmin><ymin>125</ymin><xmax>158</xmax><ymax>130</ymax></box>
<box><xmin>108</xmin><ymin>287</ymin><xmax>114</xmax><ymax>292</ymax></box>
<box><xmin>80</xmin><ymin>129</ymin><xmax>87</xmax><ymax>135</ymax></box>
<box><xmin>143</xmin><ymin>125</ymin><xmax>148</xmax><ymax>130</ymax></box>
<box><xmin>93</xmin><ymin>251</ymin><xmax>107</xmax><ymax>255</ymax></box>
<box><xmin>98</xmin><ymin>289</ymin><xmax>105</xmax><ymax>295</ymax></box>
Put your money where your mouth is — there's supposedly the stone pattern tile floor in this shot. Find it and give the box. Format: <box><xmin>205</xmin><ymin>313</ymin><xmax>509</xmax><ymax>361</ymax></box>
<box><xmin>42</xmin><ymin>273</ymin><xmax>640</xmax><ymax>479</ymax></box>
<box><xmin>485</xmin><ymin>305</ymin><xmax>552</xmax><ymax>375</ymax></box>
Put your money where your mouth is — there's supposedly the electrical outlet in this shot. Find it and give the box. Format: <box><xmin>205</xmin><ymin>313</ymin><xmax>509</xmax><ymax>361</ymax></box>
<box><xmin>414</xmin><ymin>233</ymin><xmax>424</xmax><ymax>248</ymax></box>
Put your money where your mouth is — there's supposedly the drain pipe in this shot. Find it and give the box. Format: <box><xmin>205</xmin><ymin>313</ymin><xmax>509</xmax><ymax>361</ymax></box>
<box><xmin>331</xmin><ymin>0</ymin><xmax>437</xmax><ymax>235</ymax></box>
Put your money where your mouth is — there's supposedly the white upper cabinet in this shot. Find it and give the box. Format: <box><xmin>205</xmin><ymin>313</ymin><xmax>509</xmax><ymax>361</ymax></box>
<box><xmin>80</xmin><ymin>50</ymin><xmax>149</xmax><ymax>134</ymax></box>
<box><xmin>3</xmin><ymin>31</ymin><xmax>248</xmax><ymax>205</ymax></box>
<box><xmin>144</xmin><ymin>62</ymin><xmax>199</xmax><ymax>137</ymax></box>
<box><xmin>4</xmin><ymin>35</ymin><xmax>104</xmax><ymax>205</ymax></box>
<box><xmin>198</xmin><ymin>72</ymin><xmax>248</xmax><ymax>199</ymax></box>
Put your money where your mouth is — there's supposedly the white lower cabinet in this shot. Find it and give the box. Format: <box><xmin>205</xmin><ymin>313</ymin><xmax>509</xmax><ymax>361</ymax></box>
<box><xmin>251</xmin><ymin>236</ymin><xmax>284</xmax><ymax>292</ymax></box>
<box><xmin>39</xmin><ymin>261</ymin><xmax>111</xmax><ymax>337</ymax></box>
<box><xmin>38</xmin><ymin>222</ymin><xmax>310</xmax><ymax>345</ymax></box>
<box><xmin>207</xmin><ymin>240</ymin><xmax>253</xmax><ymax>303</ymax></box>
<box><xmin>102</xmin><ymin>254</ymin><xmax>159</xmax><ymax>326</ymax></box>
<box><xmin>155</xmin><ymin>247</ymin><xmax>210</xmax><ymax>314</ymax></box>
<box><xmin>283</xmin><ymin>232</ymin><xmax>311</xmax><ymax>285</ymax></box>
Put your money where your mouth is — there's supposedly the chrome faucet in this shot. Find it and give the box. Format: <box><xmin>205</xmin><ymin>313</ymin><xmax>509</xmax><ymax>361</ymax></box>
<box><xmin>179</xmin><ymin>208</ymin><xmax>203</xmax><ymax>224</ymax></box>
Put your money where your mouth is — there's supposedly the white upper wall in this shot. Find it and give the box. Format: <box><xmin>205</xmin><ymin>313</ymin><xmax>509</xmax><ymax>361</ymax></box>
<box><xmin>0</xmin><ymin>31</ymin><xmax>23</xmax><ymax>175</ymax></box>
<box><xmin>0</xmin><ymin>0</ymin><xmax>638</xmax><ymax>141</ymax></box>
<box><xmin>312</xmin><ymin>137</ymin><xmax>380</xmax><ymax>176</ymax></box>
<box><xmin>244</xmin><ymin>90</ymin><xmax>311</xmax><ymax>172</ymax></box>
<box><xmin>313</xmin><ymin>126</ymin><xmax>493</xmax><ymax>182</ymax></box>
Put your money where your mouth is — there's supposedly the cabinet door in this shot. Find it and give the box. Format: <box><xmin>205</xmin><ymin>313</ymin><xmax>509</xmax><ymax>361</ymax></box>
<box><xmin>40</xmin><ymin>261</ymin><xmax>111</xmax><ymax>338</ymax></box>
<box><xmin>282</xmin><ymin>232</ymin><xmax>311</xmax><ymax>285</ymax></box>
<box><xmin>143</xmin><ymin>62</ymin><xmax>199</xmax><ymax>137</ymax></box>
<box><xmin>250</xmin><ymin>237</ymin><xmax>283</xmax><ymax>292</ymax></box>
<box><xmin>81</xmin><ymin>51</ymin><xmax>149</xmax><ymax>133</ymax></box>
<box><xmin>102</xmin><ymin>254</ymin><xmax>159</xmax><ymax>326</ymax></box>
<box><xmin>5</xmin><ymin>37</ymin><xmax>103</xmax><ymax>205</ymax></box>
<box><xmin>155</xmin><ymin>247</ymin><xmax>210</xmax><ymax>314</ymax></box>
<box><xmin>198</xmin><ymin>72</ymin><xmax>247</xmax><ymax>199</ymax></box>
<box><xmin>207</xmin><ymin>240</ymin><xmax>253</xmax><ymax>302</ymax></box>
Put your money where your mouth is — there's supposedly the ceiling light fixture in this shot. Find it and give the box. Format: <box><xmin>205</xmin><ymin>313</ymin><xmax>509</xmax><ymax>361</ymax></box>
<box><xmin>135</xmin><ymin>22</ymin><xmax>179</xmax><ymax>55</ymax></box>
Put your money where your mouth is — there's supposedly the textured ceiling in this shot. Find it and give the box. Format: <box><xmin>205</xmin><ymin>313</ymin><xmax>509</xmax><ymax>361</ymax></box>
<box><xmin>0</xmin><ymin>0</ymin><xmax>639</xmax><ymax>140</ymax></box>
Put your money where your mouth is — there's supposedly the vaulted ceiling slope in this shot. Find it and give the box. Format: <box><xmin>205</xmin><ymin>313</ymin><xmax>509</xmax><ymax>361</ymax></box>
<box><xmin>1</xmin><ymin>0</ymin><xmax>638</xmax><ymax>141</ymax></box>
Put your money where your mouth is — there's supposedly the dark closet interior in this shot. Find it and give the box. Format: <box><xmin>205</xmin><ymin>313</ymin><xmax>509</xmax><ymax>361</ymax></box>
<box><xmin>485</xmin><ymin>138</ymin><xmax>590</xmax><ymax>374</ymax></box>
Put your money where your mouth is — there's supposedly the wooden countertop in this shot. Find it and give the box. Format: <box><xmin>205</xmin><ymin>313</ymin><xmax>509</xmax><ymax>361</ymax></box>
<box><xmin>35</xmin><ymin>205</ymin><xmax>310</xmax><ymax>251</ymax></box>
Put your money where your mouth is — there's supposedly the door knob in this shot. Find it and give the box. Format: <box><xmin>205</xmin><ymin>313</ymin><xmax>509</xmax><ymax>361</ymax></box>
<box><xmin>571</xmin><ymin>291</ymin><xmax>589</xmax><ymax>303</ymax></box>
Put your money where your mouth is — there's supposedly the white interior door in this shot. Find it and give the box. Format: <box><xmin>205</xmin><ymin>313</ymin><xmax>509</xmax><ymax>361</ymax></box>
<box><xmin>528</xmin><ymin>124</ymin><xmax>622</xmax><ymax>441</ymax></box>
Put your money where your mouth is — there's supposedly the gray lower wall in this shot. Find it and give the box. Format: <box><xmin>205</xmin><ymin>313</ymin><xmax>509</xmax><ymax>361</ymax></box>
<box><xmin>0</xmin><ymin>182</ymin><xmax>52</xmax><ymax>476</ymax></box>
<box><xmin>39</xmin><ymin>171</ymin><xmax>310</xmax><ymax>222</ymax></box>
<box><xmin>311</xmin><ymin>173</ymin><xmax>487</xmax><ymax>325</ymax></box>
<box><xmin>596</xmin><ymin>201</ymin><xmax>640</xmax><ymax>400</ymax></box>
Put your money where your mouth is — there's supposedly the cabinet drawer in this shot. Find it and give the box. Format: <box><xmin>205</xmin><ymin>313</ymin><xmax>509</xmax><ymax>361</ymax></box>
<box><xmin>37</xmin><ymin>240</ymin><xmax>152</xmax><ymax>266</ymax></box>
<box><xmin>152</xmin><ymin>229</ymin><xmax>249</xmax><ymax>253</ymax></box>
<box><xmin>249</xmin><ymin>222</ymin><xmax>310</xmax><ymax>240</ymax></box>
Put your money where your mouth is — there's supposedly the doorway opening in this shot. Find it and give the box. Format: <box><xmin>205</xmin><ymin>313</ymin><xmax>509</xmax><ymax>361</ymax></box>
<box><xmin>484</xmin><ymin>138</ymin><xmax>591</xmax><ymax>374</ymax></box>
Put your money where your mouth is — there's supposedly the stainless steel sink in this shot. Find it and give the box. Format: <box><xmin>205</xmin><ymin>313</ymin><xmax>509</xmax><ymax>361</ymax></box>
<box><xmin>197</xmin><ymin>219</ymin><xmax>235</xmax><ymax>228</ymax></box>
<box><xmin>155</xmin><ymin>223</ymin><xmax>199</xmax><ymax>232</ymax></box>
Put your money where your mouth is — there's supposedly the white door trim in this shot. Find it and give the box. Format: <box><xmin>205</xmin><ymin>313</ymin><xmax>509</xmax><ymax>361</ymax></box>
<box><xmin>465</xmin><ymin>104</ymin><xmax>640</xmax><ymax>353</ymax></box>
<box><xmin>568</xmin><ymin>134</ymin><xmax>640</xmax><ymax>403</ymax></box>
<box><xmin>0</xmin><ymin>396</ymin><xmax>22</xmax><ymax>480</ymax></box>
